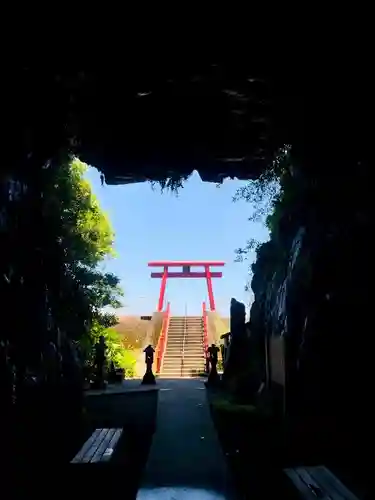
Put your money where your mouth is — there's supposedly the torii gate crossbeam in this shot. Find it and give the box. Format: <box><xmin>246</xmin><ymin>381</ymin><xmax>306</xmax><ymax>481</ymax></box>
<box><xmin>148</xmin><ymin>261</ymin><xmax>225</xmax><ymax>312</ymax></box>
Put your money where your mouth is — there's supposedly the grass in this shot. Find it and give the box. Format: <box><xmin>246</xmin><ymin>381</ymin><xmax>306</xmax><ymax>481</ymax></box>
<box><xmin>211</xmin><ymin>397</ymin><xmax>257</xmax><ymax>414</ymax></box>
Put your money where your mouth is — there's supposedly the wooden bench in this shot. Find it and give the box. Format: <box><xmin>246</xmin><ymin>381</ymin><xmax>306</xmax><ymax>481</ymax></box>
<box><xmin>284</xmin><ymin>465</ymin><xmax>359</xmax><ymax>500</ymax></box>
<box><xmin>71</xmin><ymin>428</ymin><xmax>123</xmax><ymax>464</ymax></box>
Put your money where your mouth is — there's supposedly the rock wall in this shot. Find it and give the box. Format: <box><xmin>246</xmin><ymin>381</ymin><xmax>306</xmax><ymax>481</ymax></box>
<box><xmin>249</xmin><ymin>164</ymin><xmax>372</xmax><ymax>461</ymax></box>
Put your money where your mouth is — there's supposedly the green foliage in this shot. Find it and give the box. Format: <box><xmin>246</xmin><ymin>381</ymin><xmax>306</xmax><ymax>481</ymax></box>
<box><xmin>53</xmin><ymin>158</ymin><xmax>125</xmax><ymax>369</ymax></box>
<box><xmin>233</xmin><ymin>145</ymin><xmax>290</xmax><ymax>224</ymax></box>
<box><xmin>85</xmin><ymin>321</ymin><xmax>136</xmax><ymax>377</ymax></box>
<box><xmin>234</xmin><ymin>146</ymin><xmax>297</xmax><ymax>287</ymax></box>
<box><xmin>46</xmin><ymin>158</ymin><xmax>115</xmax><ymax>267</ymax></box>
<box><xmin>211</xmin><ymin>397</ymin><xmax>256</xmax><ymax>414</ymax></box>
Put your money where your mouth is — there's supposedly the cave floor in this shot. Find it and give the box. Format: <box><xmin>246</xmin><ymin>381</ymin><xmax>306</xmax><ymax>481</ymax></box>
<box><xmin>136</xmin><ymin>378</ymin><xmax>235</xmax><ymax>499</ymax></box>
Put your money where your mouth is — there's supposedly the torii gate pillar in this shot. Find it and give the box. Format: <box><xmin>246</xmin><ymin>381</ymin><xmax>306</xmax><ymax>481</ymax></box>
<box><xmin>148</xmin><ymin>261</ymin><xmax>225</xmax><ymax>312</ymax></box>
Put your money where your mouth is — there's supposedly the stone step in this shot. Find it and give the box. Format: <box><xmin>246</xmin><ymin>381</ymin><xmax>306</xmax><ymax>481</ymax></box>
<box><xmin>168</xmin><ymin>351</ymin><xmax>204</xmax><ymax>354</ymax></box>
<box><xmin>167</xmin><ymin>345</ymin><xmax>203</xmax><ymax>348</ymax></box>
<box><xmin>165</xmin><ymin>352</ymin><xmax>204</xmax><ymax>356</ymax></box>
<box><xmin>170</xmin><ymin>316</ymin><xmax>202</xmax><ymax>319</ymax></box>
<box><xmin>164</xmin><ymin>356</ymin><xmax>203</xmax><ymax>360</ymax></box>
<box><xmin>163</xmin><ymin>359</ymin><xmax>203</xmax><ymax>364</ymax></box>
<box><xmin>168</xmin><ymin>326</ymin><xmax>202</xmax><ymax>329</ymax></box>
<box><xmin>160</xmin><ymin>372</ymin><xmax>205</xmax><ymax>377</ymax></box>
<box><xmin>161</xmin><ymin>369</ymin><xmax>205</xmax><ymax>374</ymax></box>
<box><xmin>167</xmin><ymin>340</ymin><xmax>202</xmax><ymax>343</ymax></box>
<box><xmin>163</xmin><ymin>366</ymin><xmax>205</xmax><ymax>369</ymax></box>
<box><xmin>161</xmin><ymin>366</ymin><xmax>205</xmax><ymax>370</ymax></box>
<box><xmin>167</xmin><ymin>345</ymin><xmax>204</xmax><ymax>349</ymax></box>
<box><xmin>167</xmin><ymin>343</ymin><xmax>203</xmax><ymax>345</ymax></box>
<box><xmin>169</xmin><ymin>333</ymin><xmax>202</xmax><ymax>336</ymax></box>
<box><xmin>169</xmin><ymin>326</ymin><xmax>202</xmax><ymax>328</ymax></box>
<box><xmin>168</xmin><ymin>331</ymin><xmax>203</xmax><ymax>338</ymax></box>
<box><xmin>168</xmin><ymin>349</ymin><xmax>203</xmax><ymax>353</ymax></box>
<box><xmin>169</xmin><ymin>320</ymin><xmax>202</xmax><ymax>323</ymax></box>
<box><xmin>164</xmin><ymin>358</ymin><xmax>204</xmax><ymax>362</ymax></box>
<box><xmin>167</xmin><ymin>341</ymin><xmax>203</xmax><ymax>346</ymax></box>
<box><xmin>167</xmin><ymin>341</ymin><xmax>202</xmax><ymax>345</ymax></box>
<box><xmin>167</xmin><ymin>340</ymin><xmax>203</xmax><ymax>343</ymax></box>
<box><xmin>163</xmin><ymin>368</ymin><xmax>204</xmax><ymax>372</ymax></box>
<box><xmin>165</xmin><ymin>350</ymin><xmax>204</xmax><ymax>354</ymax></box>
<box><xmin>164</xmin><ymin>354</ymin><xmax>204</xmax><ymax>358</ymax></box>
<box><xmin>164</xmin><ymin>361</ymin><xmax>204</xmax><ymax>365</ymax></box>
<box><xmin>167</xmin><ymin>334</ymin><xmax>203</xmax><ymax>337</ymax></box>
<box><xmin>163</xmin><ymin>361</ymin><xmax>204</xmax><ymax>366</ymax></box>
<box><xmin>168</xmin><ymin>323</ymin><xmax>202</xmax><ymax>327</ymax></box>
<box><xmin>158</xmin><ymin>375</ymin><xmax>199</xmax><ymax>379</ymax></box>
<box><xmin>162</xmin><ymin>368</ymin><xmax>205</xmax><ymax>371</ymax></box>
<box><xmin>167</xmin><ymin>332</ymin><xmax>202</xmax><ymax>336</ymax></box>
<box><xmin>161</xmin><ymin>372</ymin><xmax>204</xmax><ymax>376</ymax></box>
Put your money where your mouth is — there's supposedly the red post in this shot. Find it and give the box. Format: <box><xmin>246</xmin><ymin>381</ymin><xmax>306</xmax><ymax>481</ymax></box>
<box><xmin>205</xmin><ymin>265</ymin><xmax>215</xmax><ymax>311</ymax></box>
<box><xmin>149</xmin><ymin>261</ymin><xmax>224</xmax><ymax>312</ymax></box>
<box><xmin>158</xmin><ymin>266</ymin><xmax>168</xmax><ymax>312</ymax></box>
<box><xmin>156</xmin><ymin>301</ymin><xmax>170</xmax><ymax>373</ymax></box>
<box><xmin>202</xmin><ymin>301</ymin><xmax>208</xmax><ymax>351</ymax></box>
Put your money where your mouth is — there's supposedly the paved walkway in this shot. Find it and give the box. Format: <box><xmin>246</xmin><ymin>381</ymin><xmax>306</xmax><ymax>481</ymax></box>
<box><xmin>85</xmin><ymin>378</ymin><xmax>158</xmax><ymax>397</ymax></box>
<box><xmin>136</xmin><ymin>378</ymin><xmax>235</xmax><ymax>499</ymax></box>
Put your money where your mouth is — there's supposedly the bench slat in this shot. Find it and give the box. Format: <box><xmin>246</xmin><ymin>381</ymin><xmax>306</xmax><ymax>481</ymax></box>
<box><xmin>284</xmin><ymin>466</ymin><xmax>359</xmax><ymax>500</ymax></box>
<box><xmin>101</xmin><ymin>429</ymin><xmax>123</xmax><ymax>462</ymax></box>
<box><xmin>306</xmin><ymin>466</ymin><xmax>359</xmax><ymax>500</ymax></box>
<box><xmin>71</xmin><ymin>428</ymin><xmax>103</xmax><ymax>463</ymax></box>
<box><xmin>296</xmin><ymin>468</ymin><xmax>333</xmax><ymax>500</ymax></box>
<box><xmin>90</xmin><ymin>428</ymin><xmax>117</xmax><ymax>463</ymax></box>
<box><xmin>285</xmin><ymin>469</ymin><xmax>322</xmax><ymax>500</ymax></box>
<box><xmin>81</xmin><ymin>428</ymin><xmax>109</xmax><ymax>463</ymax></box>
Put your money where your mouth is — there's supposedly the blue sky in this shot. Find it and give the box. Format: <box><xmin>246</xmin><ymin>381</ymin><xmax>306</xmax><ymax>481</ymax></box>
<box><xmin>86</xmin><ymin>168</ymin><xmax>270</xmax><ymax>318</ymax></box>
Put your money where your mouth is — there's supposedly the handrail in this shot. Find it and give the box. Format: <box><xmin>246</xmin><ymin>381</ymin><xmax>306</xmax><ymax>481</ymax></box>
<box><xmin>202</xmin><ymin>301</ymin><xmax>209</xmax><ymax>358</ymax></box>
<box><xmin>156</xmin><ymin>301</ymin><xmax>170</xmax><ymax>373</ymax></box>
<box><xmin>181</xmin><ymin>310</ymin><xmax>187</xmax><ymax>377</ymax></box>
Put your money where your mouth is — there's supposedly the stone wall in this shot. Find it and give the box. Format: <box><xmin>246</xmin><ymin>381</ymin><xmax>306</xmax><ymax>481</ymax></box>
<box><xmin>248</xmin><ymin>165</ymin><xmax>372</xmax><ymax>463</ymax></box>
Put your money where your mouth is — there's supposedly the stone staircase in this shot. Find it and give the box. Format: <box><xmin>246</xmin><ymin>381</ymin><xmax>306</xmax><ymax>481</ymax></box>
<box><xmin>160</xmin><ymin>316</ymin><xmax>205</xmax><ymax>378</ymax></box>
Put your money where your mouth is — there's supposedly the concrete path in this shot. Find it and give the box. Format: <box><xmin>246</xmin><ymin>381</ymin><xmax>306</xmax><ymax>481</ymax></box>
<box><xmin>137</xmin><ymin>378</ymin><xmax>235</xmax><ymax>499</ymax></box>
<box><xmin>85</xmin><ymin>378</ymin><xmax>158</xmax><ymax>397</ymax></box>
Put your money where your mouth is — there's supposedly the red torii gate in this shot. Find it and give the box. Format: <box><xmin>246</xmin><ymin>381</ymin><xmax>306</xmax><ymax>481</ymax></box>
<box><xmin>148</xmin><ymin>261</ymin><xmax>225</xmax><ymax>312</ymax></box>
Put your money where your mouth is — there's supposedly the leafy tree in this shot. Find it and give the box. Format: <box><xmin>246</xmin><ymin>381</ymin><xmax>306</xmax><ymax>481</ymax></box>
<box><xmin>83</xmin><ymin>321</ymin><xmax>136</xmax><ymax>377</ymax></box>
<box><xmin>233</xmin><ymin>145</ymin><xmax>292</xmax><ymax>285</ymax></box>
<box><xmin>24</xmin><ymin>157</ymin><xmax>126</xmax><ymax>375</ymax></box>
<box><xmin>53</xmin><ymin>158</ymin><xmax>126</xmax><ymax>369</ymax></box>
